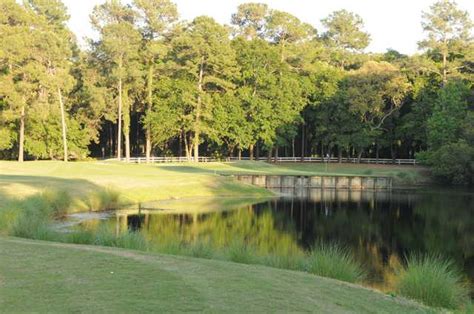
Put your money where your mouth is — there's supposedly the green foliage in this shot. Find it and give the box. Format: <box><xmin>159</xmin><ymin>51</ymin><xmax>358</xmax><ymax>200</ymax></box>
<box><xmin>305</xmin><ymin>243</ymin><xmax>366</xmax><ymax>283</ymax></box>
<box><xmin>427</xmin><ymin>80</ymin><xmax>469</xmax><ymax>150</ymax></box>
<box><xmin>419</xmin><ymin>0</ymin><xmax>473</xmax><ymax>82</ymax></box>
<box><xmin>0</xmin><ymin>0</ymin><xmax>473</xmax><ymax>187</ymax></box>
<box><xmin>396</xmin><ymin>254</ymin><xmax>470</xmax><ymax>309</ymax></box>
<box><xmin>420</xmin><ymin>141</ymin><xmax>474</xmax><ymax>185</ymax></box>
<box><xmin>321</xmin><ymin>9</ymin><xmax>370</xmax><ymax>51</ymax></box>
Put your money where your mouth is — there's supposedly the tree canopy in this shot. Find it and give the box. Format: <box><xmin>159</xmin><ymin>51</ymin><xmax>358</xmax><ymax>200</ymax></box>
<box><xmin>0</xmin><ymin>0</ymin><xmax>472</xmax><ymax>184</ymax></box>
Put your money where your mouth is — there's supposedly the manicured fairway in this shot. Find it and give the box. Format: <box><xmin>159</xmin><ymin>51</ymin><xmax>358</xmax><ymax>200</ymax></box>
<box><xmin>0</xmin><ymin>160</ymin><xmax>427</xmax><ymax>205</ymax></box>
<box><xmin>0</xmin><ymin>237</ymin><xmax>431</xmax><ymax>313</ymax></box>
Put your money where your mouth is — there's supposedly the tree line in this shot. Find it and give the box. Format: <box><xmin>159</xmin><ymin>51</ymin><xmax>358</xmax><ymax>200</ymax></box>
<box><xmin>0</xmin><ymin>0</ymin><xmax>473</xmax><ymax>184</ymax></box>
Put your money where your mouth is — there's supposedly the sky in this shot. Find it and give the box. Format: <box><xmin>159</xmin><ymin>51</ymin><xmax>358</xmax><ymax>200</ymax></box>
<box><xmin>64</xmin><ymin>0</ymin><xmax>474</xmax><ymax>55</ymax></box>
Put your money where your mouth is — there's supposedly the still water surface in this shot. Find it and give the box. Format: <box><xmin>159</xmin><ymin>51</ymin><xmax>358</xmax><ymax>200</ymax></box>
<box><xmin>67</xmin><ymin>188</ymin><xmax>473</xmax><ymax>290</ymax></box>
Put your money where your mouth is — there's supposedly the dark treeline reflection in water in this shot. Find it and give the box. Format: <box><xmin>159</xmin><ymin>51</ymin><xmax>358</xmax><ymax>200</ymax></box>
<box><xmin>72</xmin><ymin>188</ymin><xmax>473</xmax><ymax>291</ymax></box>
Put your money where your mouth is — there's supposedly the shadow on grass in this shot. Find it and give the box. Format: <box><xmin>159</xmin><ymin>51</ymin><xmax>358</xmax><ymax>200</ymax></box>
<box><xmin>0</xmin><ymin>175</ymin><xmax>102</xmax><ymax>200</ymax></box>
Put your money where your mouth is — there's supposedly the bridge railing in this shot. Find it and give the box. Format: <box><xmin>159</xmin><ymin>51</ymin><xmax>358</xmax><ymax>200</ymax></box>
<box><xmin>116</xmin><ymin>156</ymin><xmax>418</xmax><ymax>165</ymax></box>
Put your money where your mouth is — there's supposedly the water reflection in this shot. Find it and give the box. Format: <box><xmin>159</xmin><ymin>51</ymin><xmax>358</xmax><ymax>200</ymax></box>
<box><xmin>72</xmin><ymin>188</ymin><xmax>474</xmax><ymax>290</ymax></box>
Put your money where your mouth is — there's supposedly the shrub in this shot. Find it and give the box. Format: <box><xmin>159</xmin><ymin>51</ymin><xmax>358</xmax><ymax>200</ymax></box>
<box><xmin>396</xmin><ymin>254</ymin><xmax>469</xmax><ymax>310</ymax></box>
<box><xmin>418</xmin><ymin>141</ymin><xmax>474</xmax><ymax>186</ymax></box>
<box><xmin>305</xmin><ymin>243</ymin><xmax>365</xmax><ymax>283</ymax></box>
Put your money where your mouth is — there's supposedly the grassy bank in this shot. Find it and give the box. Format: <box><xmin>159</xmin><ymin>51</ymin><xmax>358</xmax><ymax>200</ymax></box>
<box><xmin>0</xmin><ymin>236</ymin><xmax>430</xmax><ymax>313</ymax></box>
<box><xmin>0</xmin><ymin>160</ymin><xmax>428</xmax><ymax>204</ymax></box>
<box><xmin>0</xmin><ymin>160</ymin><xmax>445</xmax><ymax>311</ymax></box>
<box><xmin>2</xmin><ymin>190</ymin><xmax>471</xmax><ymax>311</ymax></box>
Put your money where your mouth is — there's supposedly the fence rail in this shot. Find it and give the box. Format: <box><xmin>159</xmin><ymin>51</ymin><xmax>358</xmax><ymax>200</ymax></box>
<box><xmin>117</xmin><ymin>156</ymin><xmax>418</xmax><ymax>165</ymax></box>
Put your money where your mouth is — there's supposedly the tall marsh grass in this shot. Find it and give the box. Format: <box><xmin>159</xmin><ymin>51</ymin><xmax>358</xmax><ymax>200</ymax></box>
<box><xmin>226</xmin><ymin>240</ymin><xmax>256</xmax><ymax>264</ymax></box>
<box><xmin>8</xmin><ymin>190</ymin><xmax>71</xmax><ymax>240</ymax></box>
<box><xmin>305</xmin><ymin>243</ymin><xmax>366</xmax><ymax>283</ymax></box>
<box><xmin>182</xmin><ymin>241</ymin><xmax>214</xmax><ymax>259</ymax></box>
<box><xmin>85</xmin><ymin>188</ymin><xmax>121</xmax><ymax>211</ymax></box>
<box><xmin>396</xmin><ymin>254</ymin><xmax>470</xmax><ymax>310</ymax></box>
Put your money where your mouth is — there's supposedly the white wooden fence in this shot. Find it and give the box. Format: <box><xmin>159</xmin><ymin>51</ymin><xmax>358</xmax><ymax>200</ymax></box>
<box><xmin>117</xmin><ymin>156</ymin><xmax>418</xmax><ymax>165</ymax></box>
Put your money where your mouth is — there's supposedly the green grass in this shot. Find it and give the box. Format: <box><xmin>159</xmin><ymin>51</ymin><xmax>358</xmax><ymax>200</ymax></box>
<box><xmin>0</xmin><ymin>237</ymin><xmax>430</xmax><ymax>313</ymax></box>
<box><xmin>306</xmin><ymin>243</ymin><xmax>366</xmax><ymax>283</ymax></box>
<box><xmin>0</xmin><ymin>161</ymin><xmax>427</xmax><ymax>206</ymax></box>
<box><xmin>0</xmin><ymin>161</ymin><xmax>437</xmax><ymax>312</ymax></box>
<box><xmin>396</xmin><ymin>254</ymin><xmax>470</xmax><ymax>310</ymax></box>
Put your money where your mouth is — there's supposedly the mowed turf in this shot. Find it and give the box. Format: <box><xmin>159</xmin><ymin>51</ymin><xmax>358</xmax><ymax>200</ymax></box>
<box><xmin>0</xmin><ymin>160</ymin><xmax>427</xmax><ymax>204</ymax></box>
<box><xmin>0</xmin><ymin>237</ymin><xmax>431</xmax><ymax>313</ymax></box>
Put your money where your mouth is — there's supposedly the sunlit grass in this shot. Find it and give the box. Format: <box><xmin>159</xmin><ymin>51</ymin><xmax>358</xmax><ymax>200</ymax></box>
<box><xmin>0</xmin><ymin>160</ymin><xmax>425</xmax><ymax>204</ymax></box>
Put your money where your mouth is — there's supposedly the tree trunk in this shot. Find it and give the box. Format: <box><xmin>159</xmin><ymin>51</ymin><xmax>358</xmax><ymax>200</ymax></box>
<box><xmin>249</xmin><ymin>144</ymin><xmax>254</xmax><ymax>161</ymax></box>
<box><xmin>58</xmin><ymin>88</ymin><xmax>68</xmax><ymax>162</ymax></box>
<box><xmin>238</xmin><ymin>148</ymin><xmax>242</xmax><ymax>160</ymax></box>
<box><xmin>109</xmin><ymin>123</ymin><xmax>114</xmax><ymax>157</ymax></box>
<box><xmin>193</xmin><ymin>58</ymin><xmax>204</xmax><ymax>163</ymax></box>
<box><xmin>178</xmin><ymin>130</ymin><xmax>183</xmax><ymax>158</ymax></box>
<box><xmin>145</xmin><ymin>64</ymin><xmax>153</xmax><ymax>163</ymax></box>
<box><xmin>338</xmin><ymin>146</ymin><xmax>342</xmax><ymax>163</ymax></box>
<box><xmin>390</xmin><ymin>144</ymin><xmax>396</xmax><ymax>164</ymax></box>
<box><xmin>292</xmin><ymin>138</ymin><xmax>295</xmax><ymax>158</ymax></box>
<box><xmin>18</xmin><ymin>104</ymin><xmax>25</xmax><ymax>162</ymax></box>
<box><xmin>442</xmin><ymin>38</ymin><xmax>447</xmax><ymax>85</ymax></box>
<box><xmin>184</xmin><ymin>132</ymin><xmax>190</xmax><ymax>161</ymax></box>
<box><xmin>357</xmin><ymin>150</ymin><xmax>363</xmax><ymax>163</ymax></box>
<box><xmin>300</xmin><ymin>123</ymin><xmax>305</xmax><ymax>162</ymax></box>
<box><xmin>117</xmin><ymin>77</ymin><xmax>122</xmax><ymax>161</ymax></box>
<box><xmin>375</xmin><ymin>141</ymin><xmax>379</xmax><ymax>163</ymax></box>
<box><xmin>125</xmin><ymin>128</ymin><xmax>130</xmax><ymax>162</ymax></box>
<box><xmin>267</xmin><ymin>148</ymin><xmax>272</xmax><ymax>162</ymax></box>
<box><xmin>274</xmin><ymin>146</ymin><xmax>279</xmax><ymax>163</ymax></box>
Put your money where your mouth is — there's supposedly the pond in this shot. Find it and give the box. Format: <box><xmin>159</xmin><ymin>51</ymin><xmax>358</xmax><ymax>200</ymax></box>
<box><xmin>65</xmin><ymin>187</ymin><xmax>474</xmax><ymax>291</ymax></box>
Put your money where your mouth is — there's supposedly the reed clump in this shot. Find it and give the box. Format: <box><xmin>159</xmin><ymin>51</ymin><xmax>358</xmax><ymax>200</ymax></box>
<box><xmin>396</xmin><ymin>254</ymin><xmax>470</xmax><ymax>310</ymax></box>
